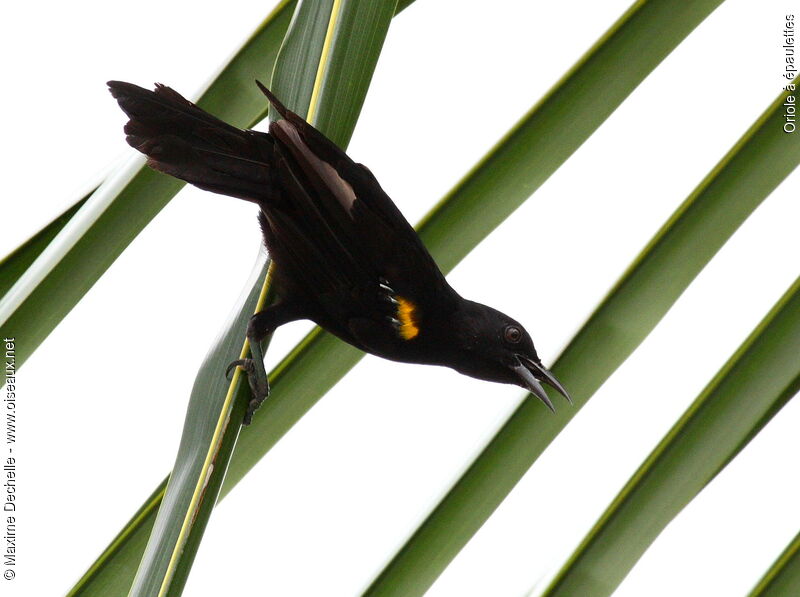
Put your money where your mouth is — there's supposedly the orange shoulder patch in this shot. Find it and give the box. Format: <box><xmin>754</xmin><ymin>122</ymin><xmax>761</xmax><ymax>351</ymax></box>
<box><xmin>395</xmin><ymin>297</ymin><xmax>420</xmax><ymax>340</ymax></box>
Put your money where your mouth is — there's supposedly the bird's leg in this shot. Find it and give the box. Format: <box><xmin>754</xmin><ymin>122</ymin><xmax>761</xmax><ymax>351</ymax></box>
<box><xmin>226</xmin><ymin>302</ymin><xmax>301</xmax><ymax>425</ymax></box>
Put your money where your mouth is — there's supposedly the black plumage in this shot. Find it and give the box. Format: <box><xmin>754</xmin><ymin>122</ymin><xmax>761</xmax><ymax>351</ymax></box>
<box><xmin>108</xmin><ymin>80</ymin><xmax>570</xmax><ymax>423</ymax></box>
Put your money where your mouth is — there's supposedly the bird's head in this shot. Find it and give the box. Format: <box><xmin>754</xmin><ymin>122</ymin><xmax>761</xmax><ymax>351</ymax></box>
<box><xmin>450</xmin><ymin>301</ymin><xmax>571</xmax><ymax>411</ymax></box>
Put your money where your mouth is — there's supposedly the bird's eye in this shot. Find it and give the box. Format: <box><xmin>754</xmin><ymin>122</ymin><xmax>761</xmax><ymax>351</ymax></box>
<box><xmin>504</xmin><ymin>325</ymin><xmax>522</xmax><ymax>344</ymax></box>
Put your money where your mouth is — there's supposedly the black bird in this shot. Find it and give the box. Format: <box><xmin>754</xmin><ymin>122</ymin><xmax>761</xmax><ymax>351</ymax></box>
<box><xmin>108</xmin><ymin>80</ymin><xmax>570</xmax><ymax>424</ymax></box>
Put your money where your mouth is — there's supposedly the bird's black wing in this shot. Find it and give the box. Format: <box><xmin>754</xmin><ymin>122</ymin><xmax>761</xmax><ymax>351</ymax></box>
<box><xmin>260</xmin><ymin>85</ymin><xmax>457</xmax><ymax>317</ymax></box>
<box><xmin>255</xmin><ymin>90</ymin><xmax>460</xmax><ymax>355</ymax></box>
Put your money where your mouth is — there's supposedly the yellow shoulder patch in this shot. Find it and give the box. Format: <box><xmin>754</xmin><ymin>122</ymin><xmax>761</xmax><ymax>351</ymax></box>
<box><xmin>395</xmin><ymin>296</ymin><xmax>420</xmax><ymax>340</ymax></box>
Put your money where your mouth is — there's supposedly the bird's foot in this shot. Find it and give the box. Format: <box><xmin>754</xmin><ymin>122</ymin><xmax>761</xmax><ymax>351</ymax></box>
<box><xmin>226</xmin><ymin>339</ymin><xmax>270</xmax><ymax>425</ymax></box>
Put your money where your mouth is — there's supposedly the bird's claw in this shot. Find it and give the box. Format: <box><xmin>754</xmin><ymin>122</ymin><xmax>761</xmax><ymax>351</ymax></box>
<box><xmin>225</xmin><ymin>359</ymin><xmax>246</xmax><ymax>380</ymax></box>
<box><xmin>225</xmin><ymin>356</ymin><xmax>270</xmax><ymax>425</ymax></box>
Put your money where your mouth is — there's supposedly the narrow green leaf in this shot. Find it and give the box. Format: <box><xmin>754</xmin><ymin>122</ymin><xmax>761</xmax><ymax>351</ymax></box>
<box><xmin>0</xmin><ymin>0</ymin><xmax>296</xmax><ymax>366</ymax></box>
<box><xmin>60</xmin><ymin>2</ymin><xmax>293</xmax><ymax>594</ymax></box>
<box><xmin>68</xmin><ymin>1</ymin><xmax>400</xmax><ymax>595</ymax></box>
<box><xmin>67</xmin><ymin>480</ymin><xmax>167</xmax><ymax>597</ymax></box>
<box><xmin>129</xmin><ymin>0</ymin><xmax>399</xmax><ymax>593</ymax></box>
<box><xmin>0</xmin><ymin>193</ymin><xmax>89</xmax><ymax>298</ymax></box>
<box><xmin>364</xmin><ymin>87</ymin><xmax>800</xmax><ymax>597</ymax></box>
<box><xmin>541</xmin><ymin>275</ymin><xmax>800</xmax><ymax>596</ymax></box>
<box><xmin>166</xmin><ymin>379</ymin><xmax>253</xmax><ymax>597</ymax></box>
<box><xmin>749</xmin><ymin>531</ymin><xmax>800</xmax><ymax>597</ymax></box>
<box><xmin>310</xmin><ymin>0</ymin><xmax>398</xmax><ymax>147</ymax></box>
<box><xmin>268</xmin><ymin>0</ymin><xmax>335</xmax><ymax>121</ymax></box>
<box><xmin>164</xmin><ymin>266</ymin><xmax>278</xmax><ymax>597</ymax></box>
<box><xmin>125</xmin><ymin>256</ymin><xmax>268</xmax><ymax>597</ymax></box>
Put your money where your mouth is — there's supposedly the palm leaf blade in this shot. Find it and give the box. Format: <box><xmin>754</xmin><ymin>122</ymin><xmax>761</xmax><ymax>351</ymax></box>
<box><xmin>749</xmin><ymin>531</ymin><xmax>800</xmax><ymax>597</ymax></box>
<box><xmin>363</xmin><ymin>88</ymin><xmax>800</xmax><ymax>596</ymax></box>
<box><xmin>542</xmin><ymin>275</ymin><xmax>800</xmax><ymax>596</ymax></box>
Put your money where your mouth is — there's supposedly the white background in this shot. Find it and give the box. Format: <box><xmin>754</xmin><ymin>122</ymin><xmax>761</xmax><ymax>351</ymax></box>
<box><xmin>2</xmin><ymin>1</ymin><xmax>799</xmax><ymax>596</ymax></box>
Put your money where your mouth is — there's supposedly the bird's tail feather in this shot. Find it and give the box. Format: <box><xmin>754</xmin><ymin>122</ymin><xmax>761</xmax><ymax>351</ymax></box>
<box><xmin>107</xmin><ymin>80</ymin><xmax>274</xmax><ymax>202</ymax></box>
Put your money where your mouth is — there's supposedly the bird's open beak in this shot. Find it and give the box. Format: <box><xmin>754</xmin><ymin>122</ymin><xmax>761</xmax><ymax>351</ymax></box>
<box><xmin>513</xmin><ymin>356</ymin><xmax>572</xmax><ymax>412</ymax></box>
